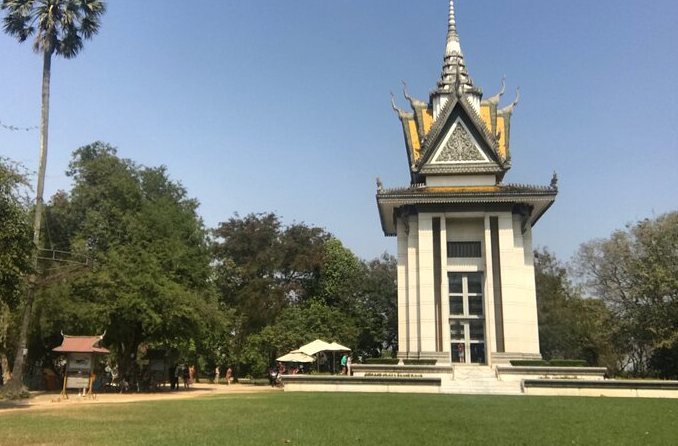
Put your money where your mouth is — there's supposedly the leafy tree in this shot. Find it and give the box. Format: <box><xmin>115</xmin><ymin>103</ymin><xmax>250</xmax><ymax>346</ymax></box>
<box><xmin>30</xmin><ymin>142</ymin><xmax>220</xmax><ymax>384</ymax></box>
<box><xmin>314</xmin><ymin>238</ymin><xmax>364</xmax><ymax>308</ymax></box>
<box><xmin>574</xmin><ymin>212</ymin><xmax>678</xmax><ymax>377</ymax></box>
<box><xmin>357</xmin><ymin>253</ymin><xmax>398</xmax><ymax>358</ymax></box>
<box><xmin>212</xmin><ymin>213</ymin><xmax>329</xmax><ymax>372</ymax></box>
<box><xmin>0</xmin><ymin>159</ymin><xmax>32</xmax><ymax>383</ymax></box>
<box><xmin>1</xmin><ymin>0</ymin><xmax>106</xmax><ymax>394</ymax></box>
<box><xmin>535</xmin><ymin>248</ymin><xmax>620</xmax><ymax>371</ymax></box>
<box><xmin>242</xmin><ymin>300</ymin><xmax>359</xmax><ymax>376</ymax></box>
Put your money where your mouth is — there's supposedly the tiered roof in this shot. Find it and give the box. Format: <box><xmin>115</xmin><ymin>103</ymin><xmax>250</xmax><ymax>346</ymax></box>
<box><xmin>377</xmin><ymin>0</ymin><xmax>556</xmax><ymax>236</ymax></box>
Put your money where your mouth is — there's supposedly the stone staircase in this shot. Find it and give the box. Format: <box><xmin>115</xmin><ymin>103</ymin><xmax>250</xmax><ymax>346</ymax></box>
<box><xmin>440</xmin><ymin>366</ymin><xmax>523</xmax><ymax>395</ymax></box>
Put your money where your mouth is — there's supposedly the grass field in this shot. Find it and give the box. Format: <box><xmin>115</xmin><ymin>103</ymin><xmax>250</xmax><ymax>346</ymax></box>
<box><xmin>0</xmin><ymin>392</ymin><xmax>674</xmax><ymax>446</ymax></box>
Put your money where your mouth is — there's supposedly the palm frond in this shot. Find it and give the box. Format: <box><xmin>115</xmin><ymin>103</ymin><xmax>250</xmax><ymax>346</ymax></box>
<box><xmin>2</xmin><ymin>0</ymin><xmax>105</xmax><ymax>57</ymax></box>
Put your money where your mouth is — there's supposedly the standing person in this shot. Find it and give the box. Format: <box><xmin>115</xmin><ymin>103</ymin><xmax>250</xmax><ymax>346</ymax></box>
<box><xmin>174</xmin><ymin>364</ymin><xmax>182</xmax><ymax>390</ymax></box>
<box><xmin>214</xmin><ymin>366</ymin><xmax>220</xmax><ymax>385</ymax></box>
<box><xmin>189</xmin><ymin>365</ymin><xmax>195</xmax><ymax>385</ymax></box>
<box><xmin>340</xmin><ymin>353</ymin><xmax>348</xmax><ymax>375</ymax></box>
<box><xmin>457</xmin><ymin>343</ymin><xmax>465</xmax><ymax>364</ymax></box>
<box><xmin>226</xmin><ymin>367</ymin><xmax>233</xmax><ymax>386</ymax></box>
<box><xmin>346</xmin><ymin>354</ymin><xmax>352</xmax><ymax>376</ymax></box>
<box><xmin>182</xmin><ymin>364</ymin><xmax>189</xmax><ymax>388</ymax></box>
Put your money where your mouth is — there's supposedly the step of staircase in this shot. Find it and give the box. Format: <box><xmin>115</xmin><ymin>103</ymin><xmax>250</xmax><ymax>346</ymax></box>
<box><xmin>440</xmin><ymin>366</ymin><xmax>523</xmax><ymax>395</ymax></box>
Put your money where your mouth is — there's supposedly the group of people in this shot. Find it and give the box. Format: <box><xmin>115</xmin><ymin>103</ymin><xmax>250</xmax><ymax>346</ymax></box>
<box><xmin>170</xmin><ymin>364</ymin><xmax>195</xmax><ymax>390</ymax></box>
<box><xmin>214</xmin><ymin>366</ymin><xmax>233</xmax><ymax>385</ymax></box>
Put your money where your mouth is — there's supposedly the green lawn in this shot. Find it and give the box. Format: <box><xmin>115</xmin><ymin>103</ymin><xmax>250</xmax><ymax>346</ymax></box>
<box><xmin>0</xmin><ymin>392</ymin><xmax>674</xmax><ymax>446</ymax></box>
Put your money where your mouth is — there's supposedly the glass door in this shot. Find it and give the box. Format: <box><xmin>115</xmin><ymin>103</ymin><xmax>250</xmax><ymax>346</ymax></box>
<box><xmin>449</xmin><ymin>272</ymin><xmax>486</xmax><ymax>364</ymax></box>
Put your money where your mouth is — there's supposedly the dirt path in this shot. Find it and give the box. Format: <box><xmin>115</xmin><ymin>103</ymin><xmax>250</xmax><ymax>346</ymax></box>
<box><xmin>0</xmin><ymin>383</ymin><xmax>279</xmax><ymax>415</ymax></box>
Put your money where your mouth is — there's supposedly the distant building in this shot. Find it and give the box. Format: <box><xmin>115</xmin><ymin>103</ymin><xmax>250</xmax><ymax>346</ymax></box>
<box><xmin>376</xmin><ymin>0</ymin><xmax>557</xmax><ymax>366</ymax></box>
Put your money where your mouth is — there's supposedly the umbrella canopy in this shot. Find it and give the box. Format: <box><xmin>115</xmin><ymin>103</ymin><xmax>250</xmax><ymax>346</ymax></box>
<box><xmin>327</xmin><ymin>342</ymin><xmax>351</xmax><ymax>352</ymax></box>
<box><xmin>296</xmin><ymin>339</ymin><xmax>334</xmax><ymax>356</ymax></box>
<box><xmin>276</xmin><ymin>352</ymin><xmax>315</xmax><ymax>363</ymax></box>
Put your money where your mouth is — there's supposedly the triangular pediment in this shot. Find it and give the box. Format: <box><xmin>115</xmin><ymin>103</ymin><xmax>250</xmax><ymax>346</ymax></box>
<box><xmin>430</xmin><ymin>118</ymin><xmax>489</xmax><ymax>164</ymax></box>
<box><xmin>415</xmin><ymin>95</ymin><xmax>508</xmax><ymax>177</ymax></box>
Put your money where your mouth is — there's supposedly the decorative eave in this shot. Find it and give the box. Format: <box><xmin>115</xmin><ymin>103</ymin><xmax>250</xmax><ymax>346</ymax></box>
<box><xmin>376</xmin><ymin>183</ymin><xmax>557</xmax><ymax>236</ymax></box>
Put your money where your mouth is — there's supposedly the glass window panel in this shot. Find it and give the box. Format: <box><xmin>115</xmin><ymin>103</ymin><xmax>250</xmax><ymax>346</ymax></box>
<box><xmin>469</xmin><ymin>296</ymin><xmax>483</xmax><ymax>316</ymax></box>
<box><xmin>448</xmin><ymin>273</ymin><xmax>463</xmax><ymax>293</ymax></box>
<box><xmin>449</xmin><ymin>321</ymin><xmax>464</xmax><ymax>339</ymax></box>
<box><xmin>469</xmin><ymin>320</ymin><xmax>485</xmax><ymax>341</ymax></box>
<box><xmin>449</xmin><ymin>296</ymin><xmax>464</xmax><ymax>315</ymax></box>
<box><xmin>470</xmin><ymin>343</ymin><xmax>485</xmax><ymax>364</ymax></box>
<box><xmin>467</xmin><ymin>273</ymin><xmax>483</xmax><ymax>294</ymax></box>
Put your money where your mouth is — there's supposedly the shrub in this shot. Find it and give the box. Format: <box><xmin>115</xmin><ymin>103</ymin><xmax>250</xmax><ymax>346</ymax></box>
<box><xmin>509</xmin><ymin>359</ymin><xmax>588</xmax><ymax>367</ymax></box>
<box><xmin>365</xmin><ymin>358</ymin><xmax>399</xmax><ymax>365</ymax></box>
<box><xmin>403</xmin><ymin>360</ymin><xmax>437</xmax><ymax>366</ymax></box>
<box><xmin>548</xmin><ymin>359</ymin><xmax>588</xmax><ymax>367</ymax></box>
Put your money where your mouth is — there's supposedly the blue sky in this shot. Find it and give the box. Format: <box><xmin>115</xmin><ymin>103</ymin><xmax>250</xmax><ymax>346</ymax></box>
<box><xmin>1</xmin><ymin>0</ymin><xmax>677</xmax><ymax>263</ymax></box>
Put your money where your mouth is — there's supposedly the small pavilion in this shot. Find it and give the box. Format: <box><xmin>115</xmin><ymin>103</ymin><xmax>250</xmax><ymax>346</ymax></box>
<box><xmin>53</xmin><ymin>332</ymin><xmax>109</xmax><ymax>398</ymax></box>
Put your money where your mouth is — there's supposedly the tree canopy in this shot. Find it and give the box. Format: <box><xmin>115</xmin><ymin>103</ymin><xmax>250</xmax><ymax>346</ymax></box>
<box><xmin>574</xmin><ymin>212</ymin><xmax>678</xmax><ymax>377</ymax></box>
<box><xmin>30</xmin><ymin>142</ymin><xmax>221</xmax><ymax>383</ymax></box>
<box><xmin>0</xmin><ymin>159</ymin><xmax>32</xmax><ymax>383</ymax></box>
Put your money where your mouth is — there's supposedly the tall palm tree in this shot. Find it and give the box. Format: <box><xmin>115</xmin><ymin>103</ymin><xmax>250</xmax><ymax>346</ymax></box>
<box><xmin>1</xmin><ymin>0</ymin><xmax>106</xmax><ymax>395</ymax></box>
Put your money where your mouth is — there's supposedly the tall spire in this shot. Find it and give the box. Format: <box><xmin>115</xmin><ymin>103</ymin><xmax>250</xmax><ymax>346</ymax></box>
<box><xmin>434</xmin><ymin>0</ymin><xmax>482</xmax><ymax>108</ymax></box>
<box><xmin>446</xmin><ymin>0</ymin><xmax>460</xmax><ymax>52</ymax></box>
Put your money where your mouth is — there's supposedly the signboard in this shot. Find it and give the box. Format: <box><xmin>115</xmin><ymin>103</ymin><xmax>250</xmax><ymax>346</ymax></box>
<box><xmin>149</xmin><ymin>358</ymin><xmax>165</xmax><ymax>372</ymax></box>
<box><xmin>67</xmin><ymin>353</ymin><xmax>92</xmax><ymax>372</ymax></box>
<box><xmin>66</xmin><ymin>374</ymin><xmax>91</xmax><ymax>389</ymax></box>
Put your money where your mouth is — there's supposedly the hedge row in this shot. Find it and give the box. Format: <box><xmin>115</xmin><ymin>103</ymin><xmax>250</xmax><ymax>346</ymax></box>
<box><xmin>365</xmin><ymin>358</ymin><xmax>399</xmax><ymax>365</ymax></box>
<box><xmin>403</xmin><ymin>360</ymin><xmax>437</xmax><ymax>366</ymax></box>
<box><xmin>363</xmin><ymin>359</ymin><xmax>438</xmax><ymax>366</ymax></box>
<box><xmin>510</xmin><ymin>359</ymin><xmax>589</xmax><ymax>367</ymax></box>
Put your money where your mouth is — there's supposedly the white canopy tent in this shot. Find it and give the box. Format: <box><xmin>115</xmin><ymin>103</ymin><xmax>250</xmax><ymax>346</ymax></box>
<box><xmin>291</xmin><ymin>339</ymin><xmax>352</xmax><ymax>374</ymax></box>
<box><xmin>295</xmin><ymin>339</ymin><xmax>334</xmax><ymax>356</ymax></box>
<box><xmin>327</xmin><ymin>342</ymin><xmax>351</xmax><ymax>352</ymax></box>
<box><xmin>276</xmin><ymin>351</ymin><xmax>315</xmax><ymax>363</ymax></box>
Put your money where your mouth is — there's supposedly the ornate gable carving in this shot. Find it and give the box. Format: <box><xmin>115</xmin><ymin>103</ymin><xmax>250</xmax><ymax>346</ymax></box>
<box><xmin>433</xmin><ymin>122</ymin><xmax>485</xmax><ymax>163</ymax></box>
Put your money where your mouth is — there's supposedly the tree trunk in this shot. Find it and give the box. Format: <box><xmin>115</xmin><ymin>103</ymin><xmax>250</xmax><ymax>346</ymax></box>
<box><xmin>3</xmin><ymin>49</ymin><xmax>52</xmax><ymax>396</ymax></box>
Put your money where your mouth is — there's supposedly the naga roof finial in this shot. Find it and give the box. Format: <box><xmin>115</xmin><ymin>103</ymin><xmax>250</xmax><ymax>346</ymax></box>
<box><xmin>391</xmin><ymin>92</ymin><xmax>410</xmax><ymax>118</ymax></box>
<box><xmin>390</xmin><ymin>92</ymin><xmax>401</xmax><ymax>113</ymax></box>
<box><xmin>499</xmin><ymin>87</ymin><xmax>520</xmax><ymax>115</ymax></box>
<box><xmin>402</xmin><ymin>81</ymin><xmax>412</xmax><ymax>102</ymax></box>
<box><xmin>550</xmin><ymin>171</ymin><xmax>558</xmax><ymax>190</ymax></box>
<box><xmin>484</xmin><ymin>76</ymin><xmax>506</xmax><ymax>106</ymax></box>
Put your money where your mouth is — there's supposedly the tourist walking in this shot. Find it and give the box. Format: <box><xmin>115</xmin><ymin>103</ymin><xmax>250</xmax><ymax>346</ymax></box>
<box><xmin>214</xmin><ymin>366</ymin><xmax>220</xmax><ymax>384</ymax></box>
<box><xmin>340</xmin><ymin>353</ymin><xmax>348</xmax><ymax>375</ymax></box>
<box><xmin>226</xmin><ymin>367</ymin><xmax>233</xmax><ymax>386</ymax></box>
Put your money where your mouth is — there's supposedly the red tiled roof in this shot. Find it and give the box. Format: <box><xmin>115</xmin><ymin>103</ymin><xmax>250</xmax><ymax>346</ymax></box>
<box><xmin>52</xmin><ymin>335</ymin><xmax>110</xmax><ymax>354</ymax></box>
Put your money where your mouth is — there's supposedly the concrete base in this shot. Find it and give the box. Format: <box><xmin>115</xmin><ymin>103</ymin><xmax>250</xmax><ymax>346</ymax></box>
<box><xmin>523</xmin><ymin>379</ymin><xmax>678</xmax><ymax>398</ymax></box>
<box><xmin>282</xmin><ymin>366</ymin><xmax>678</xmax><ymax>399</ymax></box>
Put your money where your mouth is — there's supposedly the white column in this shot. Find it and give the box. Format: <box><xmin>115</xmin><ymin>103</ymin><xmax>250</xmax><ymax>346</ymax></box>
<box><xmin>440</xmin><ymin>215</ymin><xmax>451</xmax><ymax>359</ymax></box>
<box><xmin>498</xmin><ymin>213</ymin><xmax>540</xmax><ymax>355</ymax></box>
<box><xmin>417</xmin><ymin>213</ymin><xmax>437</xmax><ymax>353</ymax></box>
<box><xmin>407</xmin><ymin>216</ymin><xmax>420</xmax><ymax>354</ymax></box>
<box><xmin>396</xmin><ymin>218</ymin><xmax>409</xmax><ymax>358</ymax></box>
